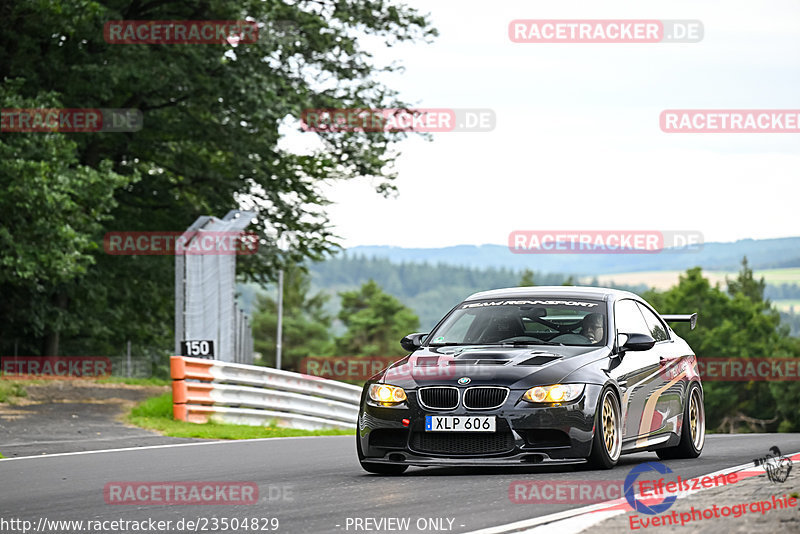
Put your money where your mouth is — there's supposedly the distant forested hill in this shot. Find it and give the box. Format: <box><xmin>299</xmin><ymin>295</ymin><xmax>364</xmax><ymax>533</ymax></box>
<box><xmin>347</xmin><ymin>237</ymin><xmax>800</xmax><ymax>274</ymax></box>
<box><xmin>239</xmin><ymin>252</ymin><xmax>799</xmax><ymax>336</ymax></box>
<box><xmin>306</xmin><ymin>255</ymin><xmax>645</xmax><ymax>330</ymax></box>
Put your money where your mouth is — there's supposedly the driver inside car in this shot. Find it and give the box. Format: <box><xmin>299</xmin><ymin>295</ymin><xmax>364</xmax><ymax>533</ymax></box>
<box><xmin>580</xmin><ymin>313</ymin><xmax>604</xmax><ymax>344</ymax></box>
<box><xmin>480</xmin><ymin>311</ymin><xmax>526</xmax><ymax>343</ymax></box>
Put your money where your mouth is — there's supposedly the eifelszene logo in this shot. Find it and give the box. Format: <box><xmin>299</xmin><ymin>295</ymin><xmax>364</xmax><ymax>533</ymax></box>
<box><xmin>624</xmin><ymin>462</ymin><xmax>677</xmax><ymax>515</ymax></box>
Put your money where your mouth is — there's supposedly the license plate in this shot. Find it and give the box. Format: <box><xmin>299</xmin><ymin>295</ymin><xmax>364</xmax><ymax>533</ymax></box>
<box><xmin>425</xmin><ymin>415</ymin><xmax>496</xmax><ymax>432</ymax></box>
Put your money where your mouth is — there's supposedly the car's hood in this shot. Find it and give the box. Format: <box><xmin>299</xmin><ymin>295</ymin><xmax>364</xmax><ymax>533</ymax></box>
<box><xmin>375</xmin><ymin>345</ymin><xmax>610</xmax><ymax>389</ymax></box>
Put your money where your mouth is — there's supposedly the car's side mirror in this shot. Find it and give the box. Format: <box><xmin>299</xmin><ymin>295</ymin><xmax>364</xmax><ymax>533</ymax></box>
<box><xmin>619</xmin><ymin>333</ymin><xmax>656</xmax><ymax>352</ymax></box>
<box><xmin>400</xmin><ymin>332</ymin><xmax>428</xmax><ymax>352</ymax></box>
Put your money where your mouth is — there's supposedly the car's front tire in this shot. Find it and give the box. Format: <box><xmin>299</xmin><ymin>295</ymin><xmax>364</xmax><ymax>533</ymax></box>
<box><xmin>359</xmin><ymin>461</ymin><xmax>409</xmax><ymax>475</ymax></box>
<box><xmin>357</xmin><ymin>430</ymin><xmax>409</xmax><ymax>475</ymax></box>
<box><xmin>586</xmin><ymin>387</ymin><xmax>622</xmax><ymax>469</ymax></box>
<box><xmin>656</xmin><ymin>382</ymin><xmax>704</xmax><ymax>460</ymax></box>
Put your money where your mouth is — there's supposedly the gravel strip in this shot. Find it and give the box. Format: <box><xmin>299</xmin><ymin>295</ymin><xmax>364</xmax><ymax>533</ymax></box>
<box><xmin>0</xmin><ymin>380</ymin><xmax>207</xmax><ymax>457</ymax></box>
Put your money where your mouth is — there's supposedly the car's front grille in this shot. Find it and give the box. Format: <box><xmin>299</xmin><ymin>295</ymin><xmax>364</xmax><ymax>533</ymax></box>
<box><xmin>418</xmin><ymin>387</ymin><xmax>459</xmax><ymax>410</ymax></box>
<box><xmin>411</xmin><ymin>432</ymin><xmax>515</xmax><ymax>455</ymax></box>
<box><xmin>463</xmin><ymin>387</ymin><xmax>508</xmax><ymax>409</ymax></box>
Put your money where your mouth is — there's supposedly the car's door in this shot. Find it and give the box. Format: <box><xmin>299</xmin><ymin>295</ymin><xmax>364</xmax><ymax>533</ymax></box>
<box><xmin>635</xmin><ymin>301</ymin><xmax>689</xmax><ymax>441</ymax></box>
<box><xmin>611</xmin><ymin>299</ymin><xmax>670</xmax><ymax>443</ymax></box>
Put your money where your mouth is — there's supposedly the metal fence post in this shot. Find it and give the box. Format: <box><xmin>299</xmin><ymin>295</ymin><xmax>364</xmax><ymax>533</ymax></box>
<box><xmin>276</xmin><ymin>269</ymin><xmax>283</xmax><ymax>369</ymax></box>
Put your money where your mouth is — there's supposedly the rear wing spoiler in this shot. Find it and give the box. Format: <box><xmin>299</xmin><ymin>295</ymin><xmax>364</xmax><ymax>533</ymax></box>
<box><xmin>662</xmin><ymin>313</ymin><xmax>698</xmax><ymax>330</ymax></box>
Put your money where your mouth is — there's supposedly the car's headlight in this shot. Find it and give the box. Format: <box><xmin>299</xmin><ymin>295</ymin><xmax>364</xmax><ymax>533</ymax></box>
<box><xmin>368</xmin><ymin>384</ymin><xmax>407</xmax><ymax>405</ymax></box>
<box><xmin>523</xmin><ymin>384</ymin><xmax>584</xmax><ymax>404</ymax></box>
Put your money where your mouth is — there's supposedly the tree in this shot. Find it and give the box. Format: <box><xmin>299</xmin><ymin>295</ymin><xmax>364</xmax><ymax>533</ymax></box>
<box><xmin>644</xmin><ymin>262</ymin><xmax>800</xmax><ymax>432</ymax></box>
<box><xmin>335</xmin><ymin>280</ymin><xmax>419</xmax><ymax>357</ymax></box>
<box><xmin>726</xmin><ymin>257</ymin><xmax>767</xmax><ymax>305</ymax></box>
<box><xmin>251</xmin><ymin>265</ymin><xmax>333</xmax><ymax>371</ymax></box>
<box><xmin>519</xmin><ymin>269</ymin><xmax>535</xmax><ymax>287</ymax></box>
<box><xmin>0</xmin><ymin>81</ymin><xmax>133</xmax><ymax>356</ymax></box>
<box><xmin>0</xmin><ymin>0</ymin><xmax>436</xmax><ymax>355</ymax></box>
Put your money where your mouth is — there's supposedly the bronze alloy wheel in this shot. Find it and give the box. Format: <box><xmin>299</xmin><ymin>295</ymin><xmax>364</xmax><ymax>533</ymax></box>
<box><xmin>601</xmin><ymin>390</ymin><xmax>621</xmax><ymax>461</ymax></box>
<box><xmin>688</xmin><ymin>386</ymin><xmax>705</xmax><ymax>450</ymax></box>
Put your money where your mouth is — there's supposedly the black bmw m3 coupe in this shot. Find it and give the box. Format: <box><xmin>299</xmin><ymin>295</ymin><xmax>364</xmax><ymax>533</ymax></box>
<box><xmin>357</xmin><ymin>286</ymin><xmax>705</xmax><ymax>474</ymax></box>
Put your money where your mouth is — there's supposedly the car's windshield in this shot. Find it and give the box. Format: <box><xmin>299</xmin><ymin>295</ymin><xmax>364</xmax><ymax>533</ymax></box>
<box><xmin>428</xmin><ymin>298</ymin><xmax>607</xmax><ymax>347</ymax></box>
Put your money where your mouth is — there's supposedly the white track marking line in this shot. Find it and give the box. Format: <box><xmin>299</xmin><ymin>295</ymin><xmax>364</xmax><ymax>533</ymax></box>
<box><xmin>0</xmin><ymin>434</ymin><xmax>353</xmax><ymax>462</ymax></box>
<box><xmin>464</xmin><ymin>450</ymin><xmax>800</xmax><ymax>534</ymax></box>
<box><xmin>522</xmin><ymin>510</ymin><xmax>623</xmax><ymax>534</ymax></box>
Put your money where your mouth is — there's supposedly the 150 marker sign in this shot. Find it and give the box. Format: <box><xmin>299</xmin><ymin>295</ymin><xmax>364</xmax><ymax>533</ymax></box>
<box><xmin>180</xmin><ymin>340</ymin><xmax>215</xmax><ymax>359</ymax></box>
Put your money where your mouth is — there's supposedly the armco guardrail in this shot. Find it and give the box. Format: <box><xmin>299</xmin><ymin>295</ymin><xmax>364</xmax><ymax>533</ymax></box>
<box><xmin>170</xmin><ymin>356</ymin><xmax>361</xmax><ymax>430</ymax></box>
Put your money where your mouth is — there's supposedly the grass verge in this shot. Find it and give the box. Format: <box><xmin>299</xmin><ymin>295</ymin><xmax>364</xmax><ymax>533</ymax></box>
<box><xmin>0</xmin><ymin>380</ymin><xmax>34</xmax><ymax>403</ymax></box>
<box><xmin>128</xmin><ymin>393</ymin><xmax>354</xmax><ymax>439</ymax></box>
<box><xmin>97</xmin><ymin>376</ymin><xmax>171</xmax><ymax>386</ymax></box>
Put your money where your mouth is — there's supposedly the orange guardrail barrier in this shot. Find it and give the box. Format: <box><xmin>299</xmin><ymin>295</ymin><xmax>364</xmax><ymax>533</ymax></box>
<box><xmin>169</xmin><ymin>355</ymin><xmax>360</xmax><ymax>429</ymax></box>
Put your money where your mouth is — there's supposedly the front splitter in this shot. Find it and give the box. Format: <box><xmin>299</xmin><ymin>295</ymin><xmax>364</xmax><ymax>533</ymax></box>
<box><xmin>366</xmin><ymin>451</ymin><xmax>587</xmax><ymax>467</ymax></box>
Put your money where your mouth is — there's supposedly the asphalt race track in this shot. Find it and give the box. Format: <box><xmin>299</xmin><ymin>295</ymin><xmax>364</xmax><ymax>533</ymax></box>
<box><xmin>1</xmin><ymin>433</ymin><xmax>798</xmax><ymax>533</ymax></box>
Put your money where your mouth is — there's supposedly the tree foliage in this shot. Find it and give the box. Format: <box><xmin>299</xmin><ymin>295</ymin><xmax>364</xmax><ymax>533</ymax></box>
<box><xmin>335</xmin><ymin>280</ymin><xmax>419</xmax><ymax>357</ymax></box>
<box><xmin>0</xmin><ymin>0</ymin><xmax>436</xmax><ymax>356</ymax></box>
<box><xmin>644</xmin><ymin>259</ymin><xmax>800</xmax><ymax>432</ymax></box>
<box><xmin>519</xmin><ymin>269</ymin><xmax>535</xmax><ymax>287</ymax></box>
<box><xmin>0</xmin><ymin>81</ymin><xmax>134</xmax><ymax>355</ymax></box>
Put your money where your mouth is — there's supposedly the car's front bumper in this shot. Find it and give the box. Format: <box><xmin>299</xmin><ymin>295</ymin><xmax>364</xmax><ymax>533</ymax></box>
<box><xmin>358</xmin><ymin>384</ymin><xmax>603</xmax><ymax>466</ymax></box>
<box><xmin>362</xmin><ymin>450</ymin><xmax>588</xmax><ymax>467</ymax></box>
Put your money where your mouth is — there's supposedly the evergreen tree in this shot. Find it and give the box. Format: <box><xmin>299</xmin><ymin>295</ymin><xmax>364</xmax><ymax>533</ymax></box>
<box><xmin>335</xmin><ymin>280</ymin><xmax>419</xmax><ymax>356</ymax></box>
<box><xmin>727</xmin><ymin>257</ymin><xmax>768</xmax><ymax>305</ymax></box>
<box><xmin>519</xmin><ymin>269</ymin><xmax>535</xmax><ymax>287</ymax></box>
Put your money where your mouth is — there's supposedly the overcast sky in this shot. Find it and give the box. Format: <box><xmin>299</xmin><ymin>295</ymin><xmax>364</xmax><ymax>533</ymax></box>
<box><xmin>285</xmin><ymin>0</ymin><xmax>800</xmax><ymax>249</ymax></box>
